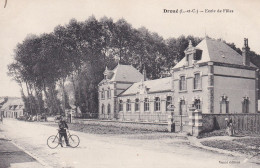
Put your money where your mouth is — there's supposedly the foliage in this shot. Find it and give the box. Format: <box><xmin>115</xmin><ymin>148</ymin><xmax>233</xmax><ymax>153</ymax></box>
<box><xmin>7</xmin><ymin>16</ymin><xmax>260</xmax><ymax>116</ymax></box>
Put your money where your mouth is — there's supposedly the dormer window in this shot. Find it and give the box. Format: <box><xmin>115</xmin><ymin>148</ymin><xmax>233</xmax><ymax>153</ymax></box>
<box><xmin>184</xmin><ymin>40</ymin><xmax>203</xmax><ymax>66</ymax></box>
<box><xmin>103</xmin><ymin>66</ymin><xmax>114</xmax><ymax>80</ymax></box>
<box><xmin>107</xmin><ymin>88</ymin><xmax>111</xmax><ymax>99</ymax></box>
<box><xmin>194</xmin><ymin>49</ymin><xmax>202</xmax><ymax>60</ymax></box>
<box><xmin>187</xmin><ymin>54</ymin><xmax>193</xmax><ymax>66</ymax></box>
<box><xmin>101</xmin><ymin>88</ymin><xmax>105</xmax><ymax>99</ymax></box>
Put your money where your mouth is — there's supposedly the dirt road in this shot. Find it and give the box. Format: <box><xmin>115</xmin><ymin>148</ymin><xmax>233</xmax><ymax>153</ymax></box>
<box><xmin>0</xmin><ymin>119</ymin><xmax>258</xmax><ymax>168</ymax></box>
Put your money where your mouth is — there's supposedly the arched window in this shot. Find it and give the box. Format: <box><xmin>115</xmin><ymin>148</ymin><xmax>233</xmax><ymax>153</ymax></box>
<box><xmin>194</xmin><ymin>99</ymin><xmax>201</xmax><ymax>110</ymax></box>
<box><xmin>166</xmin><ymin>96</ymin><xmax>172</xmax><ymax>111</ymax></box>
<box><xmin>154</xmin><ymin>97</ymin><xmax>160</xmax><ymax>111</ymax></box>
<box><xmin>126</xmin><ymin>99</ymin><xmax>131</xmax><ymax>112</ymax></box>
<box><xmin>135</xmin><ymin>99</ymin><xmax>139</xmax><ymax>112</ymax></box>
<box><xmin>101</xmin><ymin>104</ymin><xmax>105</xmax><ymax>114</ymax></box>
<box><xmin>107</xmin><ymin>104</ymin><xmax>111</xmax><ymax>114</ymax></box>
<box><xmin>194</xmin><ymin>73</ymin><xmax>201</xmax><ymax>89</ymax></box>
<box><xmin>144</xmin><ymin>98</ymin><xmax>149</xmax><ymax>112</ymax></box>
<box><xmin>119</xmin><ymin>100</ymin><xmax>123</xmax><ymax>112</ymax></box>
<box><xmin>220</xmin><ymin>95</ymin><xmax>229</xmax><ymax>114</ymax></box>
<box><xmin>242</xmin><ymin>97</ymin><xmax>249</xmax><ymax>113</ymax></box>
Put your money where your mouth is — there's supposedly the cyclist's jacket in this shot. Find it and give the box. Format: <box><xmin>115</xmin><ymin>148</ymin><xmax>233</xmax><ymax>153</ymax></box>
<box><xmin>58</xmin><ymin>121</ymin><xmax>68</xmax><ymax>133</ymax></box>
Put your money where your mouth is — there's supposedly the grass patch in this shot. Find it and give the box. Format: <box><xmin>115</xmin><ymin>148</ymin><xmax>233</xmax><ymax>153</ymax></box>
<box><xmin>42</xmin><ymin>122</ymin><xmax>163</xmax><ymax>135</ymax></box>
<box><xmin>234</xmin><ymin>138</ymin><xmax>260</xmax><ymax>148</ymax></box>
<box><xmin>201</xmin><ymin>139</ymin><xmax>260</xmax><ymax>155</ymax></box>
<box><xmin>197</xmin><ymin>129</ymin><xmax>227</xmax><ymax>139</ymax></box>
<box><xmin>38</xmin><ymin>121</ymin><xmax>187</xmax><ymax>140</ymax></box>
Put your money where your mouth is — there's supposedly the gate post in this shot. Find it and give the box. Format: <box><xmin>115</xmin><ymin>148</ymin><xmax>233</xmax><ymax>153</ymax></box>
<box><xmin>188</xmin><ymin>106</ymin><xmax>196</xmax><ymax>135</ymax></box>
<box><xmin>193</xmin><ymin>110</ymin><xmax>203</xmax><ymax>136</ymax></box>
<box><xmin>167</xmin><ymin>112</ymin><xmax>175</xmax><ymax>132</ymax></box>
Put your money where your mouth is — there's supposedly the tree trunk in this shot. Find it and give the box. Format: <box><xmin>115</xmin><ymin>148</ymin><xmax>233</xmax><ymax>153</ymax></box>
<box><xmin>25</xmin><ymin>82</ymin><xmax>33</xmax><ymax>115</ymax></box>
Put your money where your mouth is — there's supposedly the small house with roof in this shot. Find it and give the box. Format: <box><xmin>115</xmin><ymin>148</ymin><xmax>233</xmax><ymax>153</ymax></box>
<box><xmin>0</xmin><ymin>98</ymin><xmax>24</xmax><ymax>118</ymax></box>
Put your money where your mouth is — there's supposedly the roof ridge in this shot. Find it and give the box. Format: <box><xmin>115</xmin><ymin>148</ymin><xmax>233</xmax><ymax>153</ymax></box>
<box><xmin>204</xmin><ymin>37</ymin><xmax>211</xmax><ymax>60</ymax></box>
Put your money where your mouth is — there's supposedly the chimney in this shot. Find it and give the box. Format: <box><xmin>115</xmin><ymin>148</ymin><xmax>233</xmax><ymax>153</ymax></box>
<box><xmin>143</xmin><ymin>65</ymin><xmax>147</xmax><ymax>81</ymax></box>
<box><xmin>242</xmin><ymin>38</ymin><xmax>250</xmax><ymax>66</ymax></box>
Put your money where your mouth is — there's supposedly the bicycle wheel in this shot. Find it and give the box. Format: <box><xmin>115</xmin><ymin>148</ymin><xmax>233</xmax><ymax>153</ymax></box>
<box><xmin>69</xmin><ymin>135</ymin><xmax>80</xmax><ymax>148</ymax></box>
<box><xmin>47</xmin><ymin>135</ymin><xmax>59</xmax><ymax>149</ymax></box>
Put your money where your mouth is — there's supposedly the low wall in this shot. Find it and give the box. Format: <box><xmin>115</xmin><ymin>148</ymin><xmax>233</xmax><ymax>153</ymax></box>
<box><xmin>72</xmin><ymin>119</ymin><xmax>168</xmax><ymax>132</ymax></box>
<box><xmin>202</xmin><ymin>113</ymin><xmax>260</xmax><ymax>133</ymax></box>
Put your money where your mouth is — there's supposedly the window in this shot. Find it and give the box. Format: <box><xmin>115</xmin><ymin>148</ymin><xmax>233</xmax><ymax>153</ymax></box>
<box><xmin>187</xmin><ymin>54</ymin><xmax>193</xmax><ymax>66</ymax></box>
<box><xmin>194</xmin><ymin>73</ymin><xmax>201</xmax><ymax>90</ymax></box>
<box><xmin>154</xmin><ymin>97</ymin><xmax>161</xmax><ymax>111</ymax></box>
<box><xmin>126</xmin><ymin>99</ymin><xmax>131</xmax><ymax>112</ymax></box>
<box><xmin>119</xmin><ymin>100</ymin><xmax>123</xmax><ymax>112</ymax></box>
<box><xmin>194</xmin><ymin>99</ymin><xmax>201</xmax><ymax>110</ymax></box>
<box><xmin>107</xmin><ymin>104</ymin><xmax>111</xmax><ymax>114</ymax></box>
<box><xmin>107</xmin><ymin>88</ymin><xmax>111</xmax><ymax>99</ymax></box>
<box><xmin>179</xmin><ymin>100</ymin><xmax>186</xmax><ymax>115</ymax></box>
<box><xmin>135</xmin><ymin>99</ymin><xmax>140</xmax><ymax>112</ymax></box>
<box><xmin>220</xmin><ymin>96</ymin><xmax>229</xmax><ymax>113</ymax></box>
<box><xmin>101</xmin><ymin>104</ymin><xmax>105</xmax><ymax>114</ymax></box>
<box><xmin>166</xmin><ymin>96</ymin><xmax>172</xmax><ymax>111</ymax></box>
<box><xmin>144</xmin><ymin>98</ymin><xmax>150</xmax><ymax>112</ymax></box>
<box><xmin>242</xmin><ymin>97</ymin><xmax>249</xmax><ymax>113</ymax></box>
<box><xmin>179</xmin><ymin>76</ymin><xmax>186</xmax><ymax>91</ymax></box>
<box><xmin>101</xmin><ymin>88</ymin><xmax>105</xmax><ymax>99</ymax></box>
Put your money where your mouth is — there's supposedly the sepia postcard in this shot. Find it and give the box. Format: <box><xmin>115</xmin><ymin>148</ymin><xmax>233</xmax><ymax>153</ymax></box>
<box><xmin>0</xmin><ymin>0</ymin><xmax>260</xmax><ymax>168</ymax></box>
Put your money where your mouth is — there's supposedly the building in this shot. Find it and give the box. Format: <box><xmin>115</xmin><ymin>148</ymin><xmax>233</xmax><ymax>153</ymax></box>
<box><xmin>98</xmin><ymin>64</ymin><xmax>144</xmax><ymax>119</ymax></box>
<box><xmin>98</xmin><ymin>37</ymin><xmax>258</xmax><ymax>124</ymax></box>
<box><xmin>118</xmin><ymin>77</ymin><xmax>173</xmax><ymax>122</ymax></box>
<box><xmin>0</xmin><ymin>98</ymin><xmax>24</xmax><ymax>118</ymax></box>
<box><xmin>172</xmin><ymin>37</ymin><xmax>258</xmax><ymax>115</ymax></box>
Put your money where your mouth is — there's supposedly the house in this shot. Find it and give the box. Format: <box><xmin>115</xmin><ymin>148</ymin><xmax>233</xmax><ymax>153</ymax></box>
<box><xmin>172</xmin><ymin>37</ymin><xmax>258</xmax><ymax>115</ymax></box>
<box><xmin>98</xmin><ymin>64</ymin><xmax>144</xmax><ymax>119</ymax></box>
<box><xmin>0</xmin><ymin>98</ymin><xmax>24</xmax><ymax>118</ymax></box>
<box><xmin>98</xmin><ymin>37</ymin><xmax>258</xmax><ymax>126</ymax></box>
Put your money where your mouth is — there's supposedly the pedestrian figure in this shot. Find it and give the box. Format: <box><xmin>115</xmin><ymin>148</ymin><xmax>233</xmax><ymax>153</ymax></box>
<box><xmin>225</xmin><ymin>118</ymin><xmax>234</xmax><ymax>136</ymax></box>
<box><xmin>0</xmin><ymin>114</ymin><xmax>3</xmax><ymax>124</ymax></box>
<box><xmin>58</xmin><ymin>115</ymin><xmax>70</xmax><ymax>147</ymax></box>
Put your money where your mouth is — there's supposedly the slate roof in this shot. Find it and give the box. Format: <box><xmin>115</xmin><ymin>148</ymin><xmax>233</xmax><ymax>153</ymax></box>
<box><xmin>120</xmin><ymin>77</ymin><xmax>171</xmax><ymax>96</ymax></box>
<box><xmin>100</xmin><ymin>64</ymin><xmax>144</xmax><ymax>84</ymax></box>
<box><xmin>174</xmin><ymin>37</ymin><xmax>256</xmax><ymax>69</ymax></box>
<box><xmin>1</xmin><ymin>98</ymin><xmax>23</xmax><ymax>110</ymax></box>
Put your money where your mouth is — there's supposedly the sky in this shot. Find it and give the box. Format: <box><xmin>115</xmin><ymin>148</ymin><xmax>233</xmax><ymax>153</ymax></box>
<box><xmin>0</xmin><ymin>0</ymin><xmax>260</xmax><ymax>97</ymax></box>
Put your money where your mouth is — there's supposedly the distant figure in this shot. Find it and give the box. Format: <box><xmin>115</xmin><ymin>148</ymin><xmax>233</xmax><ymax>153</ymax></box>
<box><xmin>225</xmin><ymin>118</ymin><xmax>234</xmax><ymax>136</ymax></box>
<box><xmin>58</xmin><ymin>116</ymin><xmax>70</xmax><ymax>147</ymax></box>
<box><xmin>0</xmin><ymin>114</ymin><xmax>3</xmax><ymax>124</ymax></box>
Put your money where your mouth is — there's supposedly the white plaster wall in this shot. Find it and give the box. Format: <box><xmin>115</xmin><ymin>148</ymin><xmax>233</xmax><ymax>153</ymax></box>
<box><xmin>173</xmin><ymin>66</ymin><xmax>209</xmax><ymax>114</ymax></box>
<box><xmin>214</xmin><ymin>76</ymin><xmax>256</xmax><ymax>113</ymax></box>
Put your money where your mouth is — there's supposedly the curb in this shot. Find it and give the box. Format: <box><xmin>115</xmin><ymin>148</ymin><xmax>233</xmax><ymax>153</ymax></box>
<box><xmin>9</xmin><ymin>140</ymin><xmax>51</xmax><ymax>168</ymax></box>
<box><xmin>187</xmin><ymin>136</ymin><xmax>243</xmax><ymax>157</ymax></box>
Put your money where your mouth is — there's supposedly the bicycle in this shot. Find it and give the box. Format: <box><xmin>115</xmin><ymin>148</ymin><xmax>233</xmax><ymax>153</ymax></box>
<box><xmin>47</xmin><ymin>129</ymin><xmax>80</xmax><ymax>149</ymax></box>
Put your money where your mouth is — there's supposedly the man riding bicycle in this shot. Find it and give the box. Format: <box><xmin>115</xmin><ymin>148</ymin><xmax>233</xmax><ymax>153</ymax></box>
<box><xmin>58</xmin><ymin>115</ymin><xmax>70</xmax><ymax>147</ymax></box>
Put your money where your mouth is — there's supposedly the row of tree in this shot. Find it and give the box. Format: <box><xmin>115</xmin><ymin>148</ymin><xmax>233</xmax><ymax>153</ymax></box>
<box><xmin>7</xmin><ymin>16</ymin><xmax>260</xmax><ymax>116</ymax></box>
